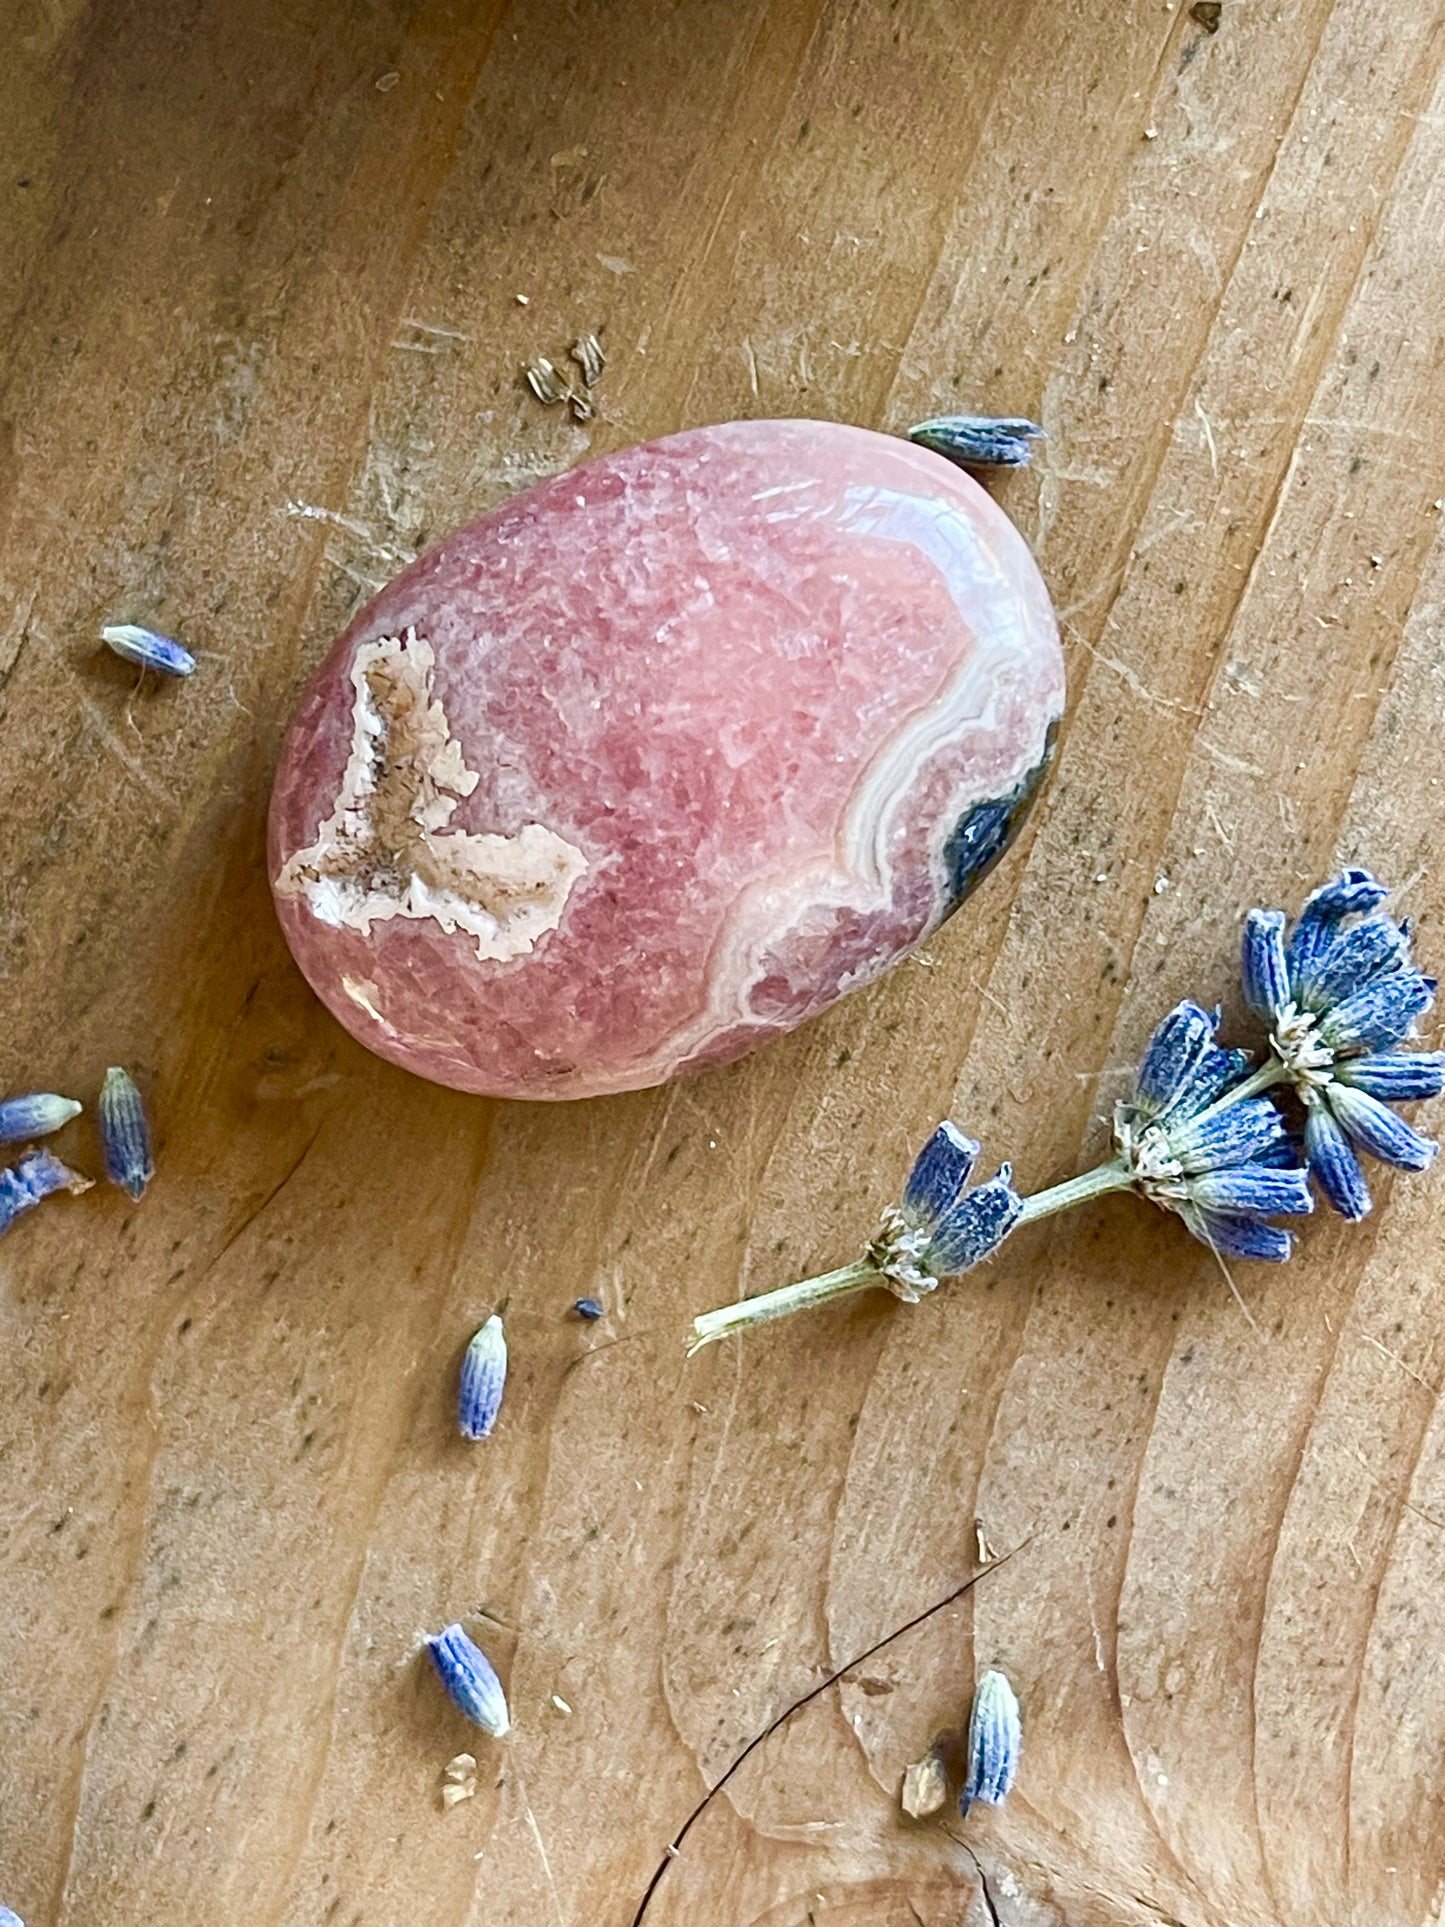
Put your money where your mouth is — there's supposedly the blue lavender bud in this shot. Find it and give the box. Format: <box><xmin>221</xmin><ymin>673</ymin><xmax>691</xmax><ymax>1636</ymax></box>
<box><xmin>908</xmin><ymin>414</ymin><xmax>1046</xmax><ymax>469</ymax></box>
<box><xmin>1327</xmin><ymin>1085</ymin><xmax>1437</xmax><ymax>1171</ymax></box>
<box><xmin>1133</xmin><ymin>1000</ymin><xmax>1217</xmax><ymax>1118</ymax></box>
<box><xmin>1170</xmin><ymin>1044</ymin><xmax>1252</xmax><ymax>1121</ymax></box>
<box><xmin>1304</xmin><ymin>1099</ymin><xmax>1372</xmax><ymax>1221</ymax></box>
<box><xmin>1241</xmin><ymin>910</ymin><xmax>1289</xmax><ymax>1021</ymax></box>
<box><xmin>1317</xmin><ymin>973</ymin><xmax>1435</xmax><ymax>1054</ymax></box>
<box><xmin>0</xmin><ymin>1148</ymin><xmax>92</xmax><ymax>1237</ymax></box>
<box><xmin>925</xmin><ymin>1167</ymin><xmax>1024</xmax><ymax>1274</ymax></box>
<box><xmin>98</xmin><ymin>1067</ymin><xmax>153</xmax><ymax>1200</ymax></box>
<box><xmin>0</xmin><ymin>1092</ymin><xmax>82</xmax><ymax>1143</ymax></box>
<box><xmin>425</xmin><ymin>1624</ymin><xmax>510</xmax><ymax>1736</ymax></box>
<box><xmin>458</xmin><ymin>1315</ymin><xmax>507</xmax><ymax>1440</ymax></box>
<box><xmin>100</xmin><ymin>623</ymin><xmax>196</xmax><ymax>678</ymax></box>
<box><xmin>1334</xmin><ymin>1051</ymin><xmax>1445</xmax><ymax>1102</ymax></box>
<box><xmin>1167</xmin><ymin>1096</ymin><xmax>1288</xmax><ymax>1174</ymax></box>
<box><xmin>873</xmin><ymin>1128</ymin><xmax>1024</xmax><ymax>1299</ymax></box>
<box><xmin>1244</xmin><ymin>872</ymin><xmax>1440</xmax><ymax>1217</ymax></box>
<box><xmin>1118</xmin><ymin>1003</ymin><xmax>1308</xmax><ymax>1262</ymax></box>
<box><xmin>1178</xmin><ymin>1208</ymin><xmax>1295</xmax><ymax>1263</ymax></box>
<box><xmin>1305</xmin><ymin>913</ymin><xmax>1411</xmax><ymax>1012</ymax></box>
<box><xmin>0</xmin><ymin>1904</ymin><xmax>28</xmax><ymax>1927</ymax></box>
<box><xmin>901</xmin><ymin>1121</ymin><xmax>979</xmax><ymax>1221</ymax></box>
<box><xmin>960</xmin><ymin>1669</ymin><xmax>1021</xmax><ymax>1813</ymax></box>
<box><xmin>1284</xmin><ymin>868</ymin><xmax>1388</xmax><ymax>984</ymax></box>
<box><xmin>1186</xmin><ymin>1166</ymin><xmax>1313</xmax><ymax>1217</ymax></box>
<box><xmin>571</xmin><ymin>1296</ymin><xmax>604</xmax><ymax>1321</ymax></box>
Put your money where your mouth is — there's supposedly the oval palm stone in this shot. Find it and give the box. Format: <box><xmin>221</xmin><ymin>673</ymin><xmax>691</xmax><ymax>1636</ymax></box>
<box><xmin>269</xmin><ymin>420</ymin><xmax>1064</xmax><ymax>1099</ymax></box>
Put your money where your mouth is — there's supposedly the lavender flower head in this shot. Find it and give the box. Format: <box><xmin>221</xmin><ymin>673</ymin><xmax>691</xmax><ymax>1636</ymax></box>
<box><xmin>871</xmin><ymin>1123</ymin><xmax>1024</xmax><ymax>1302</ymax></box>
<box><xmin>1242</xmin><ymin>869</ymin><xmax>1440</xmax><ymax>1219</ymax></box>
<box><xmin>1114</xmin><ymin>1001</ymin><xmax>1312</xmax><ymax>1262</ymax></box>
<box><xmin>0</xmin><ymin>1905</ymin><xmax>28</xmax><ymax>1927</ymax></box>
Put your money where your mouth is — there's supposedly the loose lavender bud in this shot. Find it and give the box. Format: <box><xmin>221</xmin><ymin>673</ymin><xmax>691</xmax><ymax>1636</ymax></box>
<box><xmin>425</xmin><ymin>1623</ymin><xmax>510</xmax><ymax>1736</ymax></box>
<box><xmin>571</xmin><ymin>1296</ymin><xmax>604</xmax><ymax>1321</ymax></box>
<box><xmin>458</xmin><ymin>1314</ymin><xmax>507</xmax><ymax>1439</ymax></box>
<box><xmin>98</xmin><ymin>1067</ymin><xmax>153</xmax><ymax>1200</ymax></box>
<box><xmin>961</xmin><ymin>1669</ymin><xmax>1021</xmax><ymax>1813</ymax></box>
<box><xmin>908</xmin><ymin>414</ymin><xmax>1046</xmax><ymax>469</ymax></box>
<box><xmin>0</xmin><ymin>1905</ymin><xmax>28</xmax><ymax>1927</ymax></box>
<box><xmin>100</xmin><ymin>623</ymin><xmax>196</xmax><ymax>678</ymax></box>
<box><xmin>0</xmin><ymin>1092</ymin><xmax>82</xmax><ymax>1143</ymax></box>
<box><xmin>0</xmin><ymin>1149</ymin><xmax>91</xmax><ymax>1237</ymax></box>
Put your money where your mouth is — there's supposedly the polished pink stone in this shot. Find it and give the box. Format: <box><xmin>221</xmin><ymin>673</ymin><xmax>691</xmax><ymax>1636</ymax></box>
<box><xmin>268</xmin><ymin>420</ymin><xmax>1063</xmax><ymax>1100</ymax></box>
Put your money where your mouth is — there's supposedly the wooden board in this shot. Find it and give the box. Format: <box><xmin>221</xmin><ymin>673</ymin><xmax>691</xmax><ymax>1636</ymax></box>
<box><xmin>4</xmin><ymin>1</ymin><xmax>1445</xmax><ymax>1921</ymax></box>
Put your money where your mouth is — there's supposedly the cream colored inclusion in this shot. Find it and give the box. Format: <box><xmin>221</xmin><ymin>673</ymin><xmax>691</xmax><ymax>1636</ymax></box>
<box><xmin>276</xmin><ymin>630</ymin><xmax>587</xmax><ymax>961</ymax></box>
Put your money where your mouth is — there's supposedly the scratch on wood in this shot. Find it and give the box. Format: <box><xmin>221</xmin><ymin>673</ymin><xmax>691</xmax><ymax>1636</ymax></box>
<box><xmin>79</xmin><ymin>700</ymin><xmax>178</xmax><ymax>812</ymax></box>
<box><xmin>1360</xmin><ymin>1330</ymin><xmax>1438</xmax><ymax>1395</ymax></box>
<box><xmin>1194</xmin><ymin>395</ymin><xmax>1219</xmax><ymax>476</ymax></box>
<box><xmin>514</xmin><ymin>1772</ymin><xmax>566</xmax><ymax>1927</ymax></box>
<box><xmin>1068</xmin><ymin>627</ymin><xmax>1202</xmax><ymax>718</ymax></box>
<box><xmin>1198</xmin><ymin>740</ymin><xmax>1266</xmax><ymax>778</ymax></box>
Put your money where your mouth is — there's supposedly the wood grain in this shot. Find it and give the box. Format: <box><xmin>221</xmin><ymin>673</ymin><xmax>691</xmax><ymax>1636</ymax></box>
<box><xmin>3</xmin><ymin>2</ymin><xmax>1445</xmax><ymax>1922</ymax></box>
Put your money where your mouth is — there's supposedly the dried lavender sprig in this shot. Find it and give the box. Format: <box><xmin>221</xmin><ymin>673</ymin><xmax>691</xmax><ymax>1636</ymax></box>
<box><xmin>0</xmin><ymin>1148</ymin><xmax>93</xmax><ymax>1237</ymax></box>
<box><xmin>689</xmin><ymin>871</ymin><xmax>1440</xmax><ymax>1349</ymax></box>
<box><xmin>98</xmin><ymin>1066</ymin><xmax>153</xmax><ymax>1200</ymax></box>
<box><xmin>0</xmin><ymin>1092</ymin><xmax>82</xmax><ymax>1143</ymax></box>
<box><xmin>100</xmin><ymin>623</ymin><xmax>196</xmax><ymax>678</ymax></box>
<box><xmin>687</xmin><ymin>1045</ymin><xmax>1303</xmax><ymax>1351</ymax></box>
<box><xmin>425</xmin><ymin>1624</ymin><xmax>510</xmax><ymax>1736</ymax></box>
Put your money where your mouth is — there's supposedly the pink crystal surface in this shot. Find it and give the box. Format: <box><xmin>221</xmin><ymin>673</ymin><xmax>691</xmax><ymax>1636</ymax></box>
<box><xmin>269</xmin><ymin>420</ymin><xmax>1064</xmax><ymax>1100</ymax></box>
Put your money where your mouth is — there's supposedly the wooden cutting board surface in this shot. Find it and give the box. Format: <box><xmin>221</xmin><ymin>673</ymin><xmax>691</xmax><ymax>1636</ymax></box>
<box><xmin>4</xmin><ymin>2</ymin><xmax>1445</xmax><ymax>1922</ymax></box>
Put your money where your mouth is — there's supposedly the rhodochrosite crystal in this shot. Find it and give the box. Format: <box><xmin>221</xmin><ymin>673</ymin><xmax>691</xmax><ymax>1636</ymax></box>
<box><xmin>269</xmin><ymin>420</ymin><xmax>1064</xmax><ymax>1099</ymax></box>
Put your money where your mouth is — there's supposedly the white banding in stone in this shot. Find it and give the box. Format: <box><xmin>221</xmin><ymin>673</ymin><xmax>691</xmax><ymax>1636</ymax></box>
<box><xmin>675</xmin><ymin>482</ymin><xmax>1058</xmax><ymax>1055</ymax></box>
<box><xmin>276</xmin><ymin>630</ymin><xmax>587</xmax><ymax>961</ymax></box>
